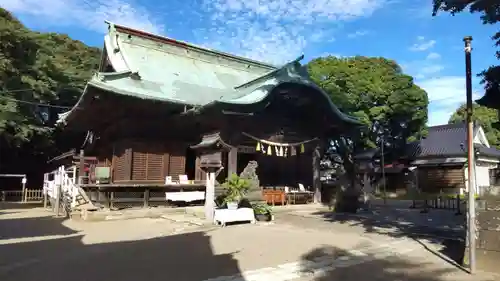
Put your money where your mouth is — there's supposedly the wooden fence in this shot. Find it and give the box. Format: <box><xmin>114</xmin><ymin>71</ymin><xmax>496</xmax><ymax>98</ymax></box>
<box><xmin>411</xmin><ymin>195</ymin><xmax>464</xmax><ymax>214</ymax></box>
<box><xmin>1</xmin><ymin>189</ymin><xmax>44</xmax><ymax>202</ymax></box>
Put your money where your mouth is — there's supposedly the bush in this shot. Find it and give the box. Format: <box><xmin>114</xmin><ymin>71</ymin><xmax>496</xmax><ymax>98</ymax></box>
<box><xmin>221</xmin><ymin>173</ymin><xmax>251</xmax><ymax>203</ymax></box>
<box><xmin>252</xmin><ymin>202</ymin><xmax>272</xmax><ymax>215</ymax></box>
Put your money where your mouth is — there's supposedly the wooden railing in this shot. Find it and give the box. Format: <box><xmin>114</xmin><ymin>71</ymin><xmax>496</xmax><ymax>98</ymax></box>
<box><xmin>83</xmin><ymin>184</ymin><xmax>207</xmax><ymax>209</ymax></box>
<box><xmin>1</xmin><ymin>189</ymin><xmax>43</xmax><ymax>202</ymax></box>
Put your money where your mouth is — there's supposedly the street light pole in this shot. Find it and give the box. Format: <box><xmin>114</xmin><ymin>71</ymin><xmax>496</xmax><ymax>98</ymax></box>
<box><xmin>464</xmin><ymin>35</ymin><xmax>476</xmax><ymax>274</ymax></box>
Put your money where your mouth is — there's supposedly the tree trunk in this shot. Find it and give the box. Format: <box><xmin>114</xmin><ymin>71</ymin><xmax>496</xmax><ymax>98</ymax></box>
<box><xmin>313</xmin><ymin>144</ymin><xmax>322</xmax><ymax>203</ymax></box>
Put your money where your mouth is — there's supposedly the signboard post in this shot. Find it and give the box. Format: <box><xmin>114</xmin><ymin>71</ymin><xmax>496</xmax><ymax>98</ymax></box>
<box><xmin>21</xmin><ymin>177</ymin><xmax>27</xmax><ymax>202</ymax></box>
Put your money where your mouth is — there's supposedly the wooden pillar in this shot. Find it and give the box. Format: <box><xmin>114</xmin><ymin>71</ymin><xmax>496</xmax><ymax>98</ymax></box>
<box><xmin>143</xmin><ymin>188</ymin><xmax>150</xmax><ymax>208</ymax></box>
<box><xmin>43</xmin><ymin>173</ymin><xmax>48</xmax><ymax>208</ymax></box>
<box><xmin>312</xmin><ymin>145</ymin><xmax>322</xmax><ymax>203</ymax></box>
<box><xmin>54</xmin><ymin>167</ymin><xmax>62</xmax><ymax>216</ymax></box>
<box><xmin>295</xmin><ymin>153</ymin><xmax>301</xmax><ymax>186</ymax></box>
<box><xmin>195</xmin><ymin>156</ymin><xmax>207</xmax><ymax>181</ymax></box>
<box><xmin>78</xmin><ymin>149</ymin><xmax>85</xmax><ymax>184</ymax></box>
<box><xmin>43</xmin><ymin>190</ymin><xmax>48</xmax><ymax>208</ymax></box>
<box><xmin>109</xmin><ymin>192</ymin><xmax>114</xmax><ymax>209</ymax></box>
<box><xmin>228</xmin><ymin>147</ymin><xmax>238</xmax><ymax>177</ymax></box>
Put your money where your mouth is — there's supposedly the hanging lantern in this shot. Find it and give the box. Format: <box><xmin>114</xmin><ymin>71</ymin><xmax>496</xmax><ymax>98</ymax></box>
<box><xmin>256</xmin><ymin>142</ymin><xmax>261</xmax><ymax>151</ymax></box>
<box><xmin>300</xmin><ymin>143</ymin><xmax>305</xmax><ymax>153</ymax></box>
<box><xmin>279</xmin><ymin>146</ymin><xmax>284</xmax><ymax>157</ymax></box>
<box><xmin>284</xmin><ymin>147</ymin><xmax>289</xmax><ymax>157</ymax></box>
<box><xmin>291</xmin><ymin>146</ymin><xmax>297</xmax><ymax>156</ymax></box>
<box><xmin>267</xmin><ymin>145</ymin><xmax>272</xmax><ymax>155</ymax></box>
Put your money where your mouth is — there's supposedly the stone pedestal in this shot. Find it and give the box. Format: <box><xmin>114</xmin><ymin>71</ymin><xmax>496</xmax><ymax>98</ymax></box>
<box><xmin>239</xmin><ymin>161</ymin><xmax>262</xmax><ymax>202</ymax></box>
<box><xmin>464</xmin><ymin>191</ymin><xmax>500</xmax><ymax>274</ymax></box>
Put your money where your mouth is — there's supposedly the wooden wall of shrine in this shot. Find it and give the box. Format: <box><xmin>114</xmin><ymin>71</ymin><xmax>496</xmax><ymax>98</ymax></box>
<box><xmin>90</xmin><ymin>136</ymin><xmax>316</xmax><ymax>188</ymax></box>
<box><xmin>95</xmin><ymin>139</ymin><xmax>190</xmax><ymax>184</ymax></box>
<box><xmin>235</xmin><ymin>146</ymin><xmax>314</xmax><ymax>188</ymax></box>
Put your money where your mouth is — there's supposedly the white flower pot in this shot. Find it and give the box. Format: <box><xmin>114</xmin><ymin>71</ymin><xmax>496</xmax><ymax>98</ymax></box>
<box><xmin>227</xmin><ymin>202</ymin><xmax>238</xmax><ymax>210</ymax></box>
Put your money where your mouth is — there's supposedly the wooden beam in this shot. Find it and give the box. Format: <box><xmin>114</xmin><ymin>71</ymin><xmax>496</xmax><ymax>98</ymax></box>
<box><xmin>47</xmin><ymin>149</ymin><xmax>76</xmax><ymax>163</ymax></box>
<box><xmin>73</xmin><ymin>156</ymin><xmax>98</xmax><ymax>161</ymax></box>
<box><xmin>228</xmin><ymin>147</ymin><xmax>238</xmax><ymax>176</ymax></box>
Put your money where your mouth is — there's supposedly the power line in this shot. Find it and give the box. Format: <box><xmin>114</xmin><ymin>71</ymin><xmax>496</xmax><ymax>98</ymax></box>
<box><xmin>0</xmin><ymin>86</ymin><xmax>83</xmax><ymax>95</ymax></box>
<box><xmin>0</xmin><ymin>96</ymin><xmax>75</xmax><ymax>109</ymax></box>
<box><xmin>0</xmin><ymin>88</ymin><xmax>37</xmax><ymax>94</ymax></box>
<box><xmin>0</xmin><ymin>87</ymin><xmax>84</xmax><ymax>109</ymax></box>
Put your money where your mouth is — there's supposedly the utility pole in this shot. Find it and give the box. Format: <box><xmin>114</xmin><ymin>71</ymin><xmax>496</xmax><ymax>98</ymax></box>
<box><xmin>381</xmin><ymin>135</ymin><xmax>386</xmax><ymax>205</ymax></box>
<box><xmin>464</xmin><ymin>35</ymin><xmax>476</xmax><ymax>274</ymax></box>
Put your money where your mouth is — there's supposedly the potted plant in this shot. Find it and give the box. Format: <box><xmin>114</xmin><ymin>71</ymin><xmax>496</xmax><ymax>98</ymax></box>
<box><xmin>222</xmin><ymin>173</ymin><xmax>250</xmax><ymax>210</ymax></box>
<box><xmin>252</xmin><ymin>202</ymin><xmax>272</xmax><ymax>221</ymax></box>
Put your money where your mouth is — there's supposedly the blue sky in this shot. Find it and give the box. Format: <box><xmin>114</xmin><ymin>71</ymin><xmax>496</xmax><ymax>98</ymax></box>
<box><xmin>3</xmin><ymin>0</ymin><xmax>499</xmax><ymax>126</ymax></box>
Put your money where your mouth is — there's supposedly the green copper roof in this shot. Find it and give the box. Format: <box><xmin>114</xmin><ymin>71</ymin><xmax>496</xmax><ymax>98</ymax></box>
<box><xmin>58</xmin><ymin>22</ymin><xmax>361</xmax><ymax>126</ymax></box>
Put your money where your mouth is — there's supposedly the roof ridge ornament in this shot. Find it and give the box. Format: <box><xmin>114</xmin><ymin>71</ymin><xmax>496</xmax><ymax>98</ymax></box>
<box><xmin>233</xmin><ymin>55</ymin><xmax>305</xmax><ymax>90</ymax></box>
<box><xmin>129</xmin><ymin>71</ymin><xmax>141</xmax><ymax>80</ymax></box>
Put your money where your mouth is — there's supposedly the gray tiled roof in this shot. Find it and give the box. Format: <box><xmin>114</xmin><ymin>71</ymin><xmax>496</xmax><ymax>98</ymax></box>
<box><xmin>411</xmin><ymin>123</ymin><xmax>500</xmax><ymax>158</ymax></box>
<box><xmin>354</xmin><ymin>123</ymin><xmax>500</xmax><ymax>162</ymax></box>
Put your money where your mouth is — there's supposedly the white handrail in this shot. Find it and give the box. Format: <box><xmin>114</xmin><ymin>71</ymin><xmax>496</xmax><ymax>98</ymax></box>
<box><xmin>43</xmin><ymin>165</ymin><xmax>79</xmax><ymax>207</ymax></box>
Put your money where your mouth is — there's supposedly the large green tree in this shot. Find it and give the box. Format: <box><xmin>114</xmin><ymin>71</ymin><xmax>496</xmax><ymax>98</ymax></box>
<box><xmin>449</xmin><ymin>103</ymin><xmax>500</xmax><ymax>148</ymax></box>
<box><xmin>0</xmin><ymin>8</ymin><xmax>101</xmax><ymax>184</ymax></box>
<box><xmin>432</xmin><ymin>0</ymin><xmax>500</xmax><ymax>99</ymax></box>
<box><xmin>307</xmin><ymin>56</ymin><xmax>429</xmax><ymax>175</ymax></box>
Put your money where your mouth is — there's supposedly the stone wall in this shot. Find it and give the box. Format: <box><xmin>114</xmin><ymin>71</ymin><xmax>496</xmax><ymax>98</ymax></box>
<box><xmin>464</xmin><ymin>188</ymin><xmax>500</xmax><ymax>273</ymax></box>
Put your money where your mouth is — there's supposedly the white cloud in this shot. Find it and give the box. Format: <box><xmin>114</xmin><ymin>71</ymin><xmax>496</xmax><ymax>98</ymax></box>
<box><xmin>198</xmin><ymin>0</ymin><xmax>388</xmax><ymax>64</ymax></box>
<box><xmin>409</xmin><ymin>36</ymin><xmax>436</xmax><ymax>52</ymax></box>
<box><xmin>402</xmin><ymin>49</ymin><xmax>444</xmax><ymax>80</ymax></box>
<box><xmin>426</xmin><ymin>52</ymin><xmax>441</xmax><ymax>60</ymax></box>
<box><xmin>418</xmin><ymin>65</ymin><xmax>444</xmax><ymax>77</ymax></box>
<box><xmin>403</xmin><ymin>46</ymin><xmax>481</xmax><ymax>126</ymax></box>
<box><xmin>5</xmin><ymin>1</ymin><xmax>479</xmax><ymax>129</ymax></box>
<box><xmin>347</xmin><ymin>30</ymin><xmax>369</xmax><ymax>38</ymax></box>
<box><xmin>5</xmin><ymin>0</ymin><xmax>389</xmax><ymax>65</ymax></box>
<box><xmin>2</xmin><ymin>0</ymin><xmax>164</xmax><ymax>34</ymax></box>
<box><xmin>403</xmin><ymin>61</ymin><xmax>444</xmax><ymax>80</ymax></box>
<box><xmin>416</xmin><ymin>76</ymin><xmax>482</xmax><ymax>126</ymax></box>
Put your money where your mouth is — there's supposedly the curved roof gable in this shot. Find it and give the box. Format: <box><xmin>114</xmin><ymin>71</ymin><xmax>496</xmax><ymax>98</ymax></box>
<box><xmin>58</xmin><ymin>22</ymin><xmax>361</xmax><ymax>126</ymax></box>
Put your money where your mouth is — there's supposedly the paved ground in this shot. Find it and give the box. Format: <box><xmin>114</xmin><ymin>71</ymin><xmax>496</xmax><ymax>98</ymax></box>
<box><xmin>282</xmin><ymin>206</ymin><xmax>465</xmax><ymax>240</ymax></box>
<box><xmin>0</xmin><ymin>205</ymin><xmax>496</xmax><ymax>281</ymax></box>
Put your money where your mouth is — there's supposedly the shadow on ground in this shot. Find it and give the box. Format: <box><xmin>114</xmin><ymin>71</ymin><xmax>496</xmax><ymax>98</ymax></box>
<box><xmin>0</xmin><ymin>202</ymin><xmax>43</xmax><ymax>209</ymax></box>
<box><xmin>0</xmin><ymin>210</ymin><xmax>17</xmax><ymax>216</ymax></box>
<box><xmin>0</xmin><ymin>216</ymin><xmax>77</xmax><ymax>240</ymax></box>
<box><xmin>0</xmin><ymin>216</ymin><xmax>242</xmax><ymax>281</ymax></box>
<box><xmin>299</xmin><ymin>245</ymin><xmax>493</xmax><ymax>281</ymax></box>
<box><xmin>311</xmin><ymin>206</ymin><xmax>466</xmax><ymax>267</ymax></box>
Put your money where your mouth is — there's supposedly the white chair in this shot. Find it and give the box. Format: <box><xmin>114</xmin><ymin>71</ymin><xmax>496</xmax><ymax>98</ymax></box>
<box><xmin>298</xmin><ymin>183</ymin><xmax>313</xmax><ymax>193</ymax></box>
<box><xmin>165</xmin><ymin>176</ymin><xmax>173</xmax><ymax>184</ymax></box>
<box><xmin>178</xmin><ymin>174</ymin><xmax>189</xmax><ymax>184</ymax></box>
